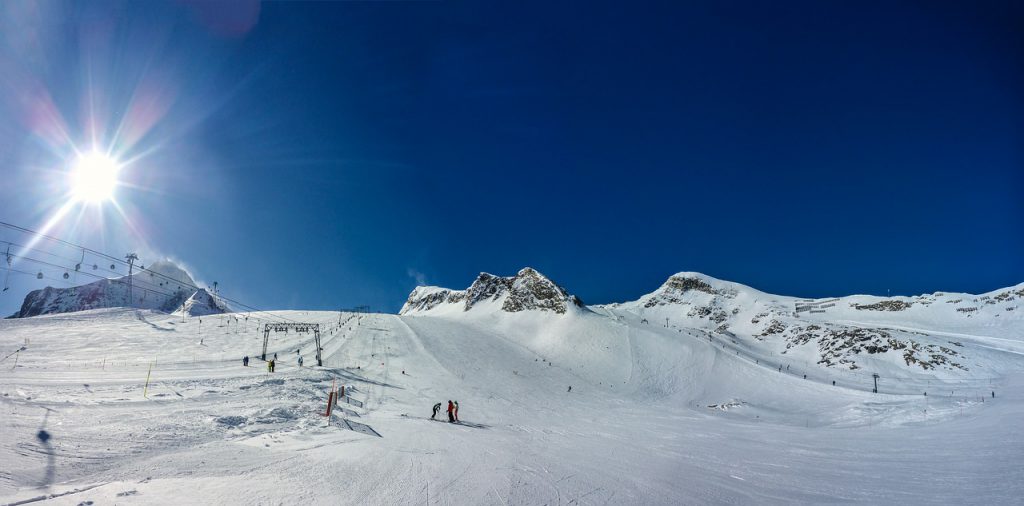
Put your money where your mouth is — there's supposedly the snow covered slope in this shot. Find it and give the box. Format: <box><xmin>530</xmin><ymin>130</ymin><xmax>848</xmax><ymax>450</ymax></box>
<box><xmin>601</xmin><ymin>272</ymin><xmax>1024</xmax><ymax>382</ymax></box>
<box><xmin>0</xmin><ymin>270</ymin><xmax>1022</xmax><ymax>504</ymax></box>
<box><xmin>175</xmin><ymin>288</ymin><xmax>231</xmax><ymax>316</ymax></box>
<box><xmin>10</xmin><ymin>260</ymin><xmax>205</xmax><ymax>318</ymax></box>
<box><xmin>404</xmin><ymin>268</ymin><xmax>1023</xmax><ymax>383</ymax></box>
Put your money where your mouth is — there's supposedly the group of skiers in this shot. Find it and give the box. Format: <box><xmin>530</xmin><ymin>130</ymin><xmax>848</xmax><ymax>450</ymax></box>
<box><xmin>241</xmin><ymin>350</ymin><xmax>303</xmax><ymax>371</ymax></box>
<box><xmin>432</xmin><ymin>400</ymin><xmax>459</xmax><ymax>423</ymax></box>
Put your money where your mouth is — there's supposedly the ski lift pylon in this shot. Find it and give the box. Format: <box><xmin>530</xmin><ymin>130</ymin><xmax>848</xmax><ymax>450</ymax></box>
<box><xmin>2</xmin><ymin>245</ymin><xmax>10</xmax><ymax>292</ymax></box>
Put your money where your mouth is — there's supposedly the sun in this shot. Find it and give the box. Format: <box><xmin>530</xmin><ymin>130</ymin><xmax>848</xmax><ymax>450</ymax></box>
<box><xmin>70</xmin><ymin>151</ymin><xmax>121</xmax><ymax>203</ymax></box>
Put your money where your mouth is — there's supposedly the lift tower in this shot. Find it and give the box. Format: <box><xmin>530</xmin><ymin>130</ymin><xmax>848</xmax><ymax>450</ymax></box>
<box><xmin>262</xmin><ymin>323</ymin><xmax>323</xmax><ymax>366</ymax></box>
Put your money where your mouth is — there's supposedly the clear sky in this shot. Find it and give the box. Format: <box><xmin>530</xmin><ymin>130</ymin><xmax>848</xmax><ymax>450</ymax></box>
<box><xmin>0</xmin><ymin>0</ymin><xmax>1021</xmax><ymax>315</ymax></box>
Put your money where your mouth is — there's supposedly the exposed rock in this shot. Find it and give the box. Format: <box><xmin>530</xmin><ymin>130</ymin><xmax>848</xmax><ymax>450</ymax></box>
<box><xmin>400</xmin><ymin>267</ymin><xmax>583</xmax><ymax>315</ymax></box>
<box><xmin>853</xmin><ymin>300</ymin><xmax>913</xmax><ymax>311</ymax></box>
<box><xmin>175</xmin><ymin>288</ymin><xmax>231</xmax><ymax>316</ymax></box>
<box><xmin>643</xmin><ymin>275</ymin><xmax>718</xmax><ymax>308</ymax></box>
<box><xmin>11</xmin><ymin>259</ymin><xmax>198</xmax><ymax>318</ymax></box>
<box><xmin>400</xmin><ymin>287</ymin><xmax>466</xmax><ymax>313</ymax></box>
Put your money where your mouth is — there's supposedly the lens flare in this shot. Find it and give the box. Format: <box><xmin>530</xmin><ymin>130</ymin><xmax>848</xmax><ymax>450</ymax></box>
<box><xmin>70</xmin><ymin>151</ymin><xmax>121</xmax><ymax>203</ymax></box>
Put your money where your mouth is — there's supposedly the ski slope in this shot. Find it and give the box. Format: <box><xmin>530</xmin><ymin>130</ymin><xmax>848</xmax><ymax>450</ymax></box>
<box><xmin>1</xmin><ymin>302</ymin><xmax>1023</xmax><ymax>505</ymax></box>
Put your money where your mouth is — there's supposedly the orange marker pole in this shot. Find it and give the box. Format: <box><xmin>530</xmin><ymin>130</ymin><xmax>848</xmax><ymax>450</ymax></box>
<box><xmin>324</xmin><ymin>391</ymin><xmax>335</xmax><ymax>417</ymax></box>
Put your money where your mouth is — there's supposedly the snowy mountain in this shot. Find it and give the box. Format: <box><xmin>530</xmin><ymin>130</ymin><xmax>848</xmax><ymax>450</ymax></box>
<box><xmin>1</xmin><ymin>273</ymin><xmax>1022</xmax><ymax>504</ymax></box>
<box><xmin>8</xmin><ymin>259</ymin><xmax>219</xmax><ymax>318</ymax></box>
<box><xmin>403</xmin><ymin>269</ymin><xmax>1024</xmax><ymax>380</ymax></box>
<box><xmin>400</xmin><ymin>267</ymin><xmax>584</xmax><ymax>315</ymax></box>
<box><xmin>175</xmin><ymin>288</ymin><xmax>231</xmax><ymax>316</ymax></box>
<box><xmin>605</xmin><ymin>272</ymin><xmax>1024</xmax><ymax>379</ymax></box>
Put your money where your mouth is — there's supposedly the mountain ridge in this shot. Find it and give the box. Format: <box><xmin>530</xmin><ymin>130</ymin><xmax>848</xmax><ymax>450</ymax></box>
<box><xmin>8</xmin><ymin>259</ymin><xmax>228</xmax><ymax>318</ymax></box>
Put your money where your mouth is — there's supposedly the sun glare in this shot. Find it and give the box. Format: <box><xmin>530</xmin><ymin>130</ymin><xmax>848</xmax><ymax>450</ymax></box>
<box><xmin>70</xmin><ymin>151</ymin><xmax>121</xmax><ymax>203</ymax></box>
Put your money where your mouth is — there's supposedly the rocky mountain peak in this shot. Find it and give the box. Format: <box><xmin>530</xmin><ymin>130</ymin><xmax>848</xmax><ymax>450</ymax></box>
<box><xmin>400</xmin><ymin>267</ymin><xmax>584</xmax><ymax>315</ymax></box>
<box><xmin>176</xmin><ymin>288</ymin><xmax>231</xmax><ymax>316</ymax></box>
<box><xmin>10</xmin><ymin>259</ymin><xmax>208</xmax><ymax>318</ymax></box>
<box><xmin>642</xmin><ymin>272</ymin><xmax>739</xmax><ymax>309</ymax></box>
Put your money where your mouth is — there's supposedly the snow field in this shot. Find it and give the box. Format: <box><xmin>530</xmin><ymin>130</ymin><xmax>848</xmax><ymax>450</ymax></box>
<box><xmin>1</xmin><ymin>305</ymin><xmax>1022</xmax><ymax>505</ymax></box>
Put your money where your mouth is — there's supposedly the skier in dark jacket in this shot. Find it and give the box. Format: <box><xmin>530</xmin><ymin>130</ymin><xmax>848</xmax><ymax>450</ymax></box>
<box><xmin>447</xmin><ymin>400</ymin><xmax>455</xmax><ymax>423</ymax></box>
<box><xmin>431</xmin><ymin>402</ymin><xmax>442</xmax><ymax>420</ymax></box>
<box><xmin>243</xmin><ymin>356</ymin><xmax>249</xmax><ymax>367</ymax></box>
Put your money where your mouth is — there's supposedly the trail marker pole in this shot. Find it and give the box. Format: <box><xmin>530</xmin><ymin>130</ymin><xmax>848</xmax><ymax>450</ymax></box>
<box><xmin>143</xmin><ymin>362</ymin><xmax>153</xmax><ymax>398</ymax></box>
<box><xmin>324</xmin><ymin>391</ymin><xmax>335</xmax><ymax>417</ymax></box>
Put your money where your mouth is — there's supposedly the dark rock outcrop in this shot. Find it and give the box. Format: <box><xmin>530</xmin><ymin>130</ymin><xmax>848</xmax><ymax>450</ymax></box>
<box><xmin>400</xmin><ymin>267</ymin><xmax>583</xmax><ymax>315</ymax></box>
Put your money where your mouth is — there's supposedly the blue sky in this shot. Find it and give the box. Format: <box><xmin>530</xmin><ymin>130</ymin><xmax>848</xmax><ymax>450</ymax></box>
<box><xmin>0</xmin><ymin>0</ymin><xmax>1021</xmax><ymax>315</ymax></box>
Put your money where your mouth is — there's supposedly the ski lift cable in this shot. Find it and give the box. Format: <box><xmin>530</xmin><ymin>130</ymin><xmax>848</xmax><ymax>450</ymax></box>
<box><xmin>0</xmin><ymin>222</ymin><xmax>297</xmax><ymax>323</ymax></box>
<box><xmin>4</xmin><ymin>265</ymin><xmax>171</xmax><ymax>303</ymax></box>
<box><xmin>0</xmin><ymin>224</ymin><xmax>263</xmax><ymax>312</ymax></box>
<box><xmin>6</xmin><ymin>250</ymin><xmax>223</xmax><ymax>306</ymax></box>
<box><xmin>0</xmin><ymin>241</ymin><xmax>160</xmax><ymax>296</ymax></box>
<box><xmin>0</xmin><ymin>240</ymin><xmax>140</xmax><ymax>288</ymax></box>
<box><xmin>3</xmin><ymin>229</ymin><xmax>295</xmax><ymax>324</ymax></box>
<box><xmin>7</xmin><ymin>254</ymin><xmax>225</xmax><ymax>308</ymax></box>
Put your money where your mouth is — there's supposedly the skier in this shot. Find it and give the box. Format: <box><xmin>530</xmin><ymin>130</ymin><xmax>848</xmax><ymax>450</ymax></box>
<box><xmin>447</xmin><ymin>400</ymin><xmax>455</xmax><ymax>423</ymax></box>
<box><xmin>431</xmin><ymin>402</ymin><xmax>442</xmax><ymax>420</ymax></box>
<box><xmin>298</xmin><ymin>356</ymin><xmax>304</xmax><ymax>367</ymax></box>
<box><xmin>454</xmin><ymin>401</ymin><xmax>460</xmax><ymax>422</ymax></box>
<box><xmin>568</xmin><ymin>386</ymin><xmax>572</xmax><ymax>393</ymax></box>
<box><xmin>243</xmin><ymin>356</ymin><xmax>249</xmax><ymax>367</ymax></box>
<box><xmin>267</xmin><ymin>360</ymin><xmax>273</xmax><ymax>373</ymax></box>
<box><xmin>274</xmin><ymin>352</ymin><xmax>278</xmax><ymax>361</ymax></box>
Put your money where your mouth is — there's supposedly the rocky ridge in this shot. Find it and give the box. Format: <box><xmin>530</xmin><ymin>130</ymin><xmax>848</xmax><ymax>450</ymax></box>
<box><xmin>400</xmin><ymin>268</ymin><xmax>583</xmax><ymax>315</ymax></box>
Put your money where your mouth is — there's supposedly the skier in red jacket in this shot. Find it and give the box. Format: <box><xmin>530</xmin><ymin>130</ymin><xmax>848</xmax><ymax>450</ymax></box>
<box><xmin>447</xmin><ymin>400</ymin><xmax>455</xmax><ymax>423</ymax></box>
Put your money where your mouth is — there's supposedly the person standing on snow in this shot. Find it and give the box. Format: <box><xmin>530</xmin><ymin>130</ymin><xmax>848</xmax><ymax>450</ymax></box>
<box><xmin>267</xmin><ymin>360</ymin><xmax>273</xmax><ymax>373</ymax></box>
<box><xmin>243</xmin><ymin>356</ymin><xmax>249</xmax><ymax>367</ymax></box>
<box><xmin>453</xmin><ymin>401</ymin><xmax>459</xmax><ymax>422</ymax></box>
<box><xmin>432</xmin><ymin>402</ymin><xmax>442</xmax><ymax>420</ymax></box>
<box><xmin>447</xmin><ymin>400</ymin><xmax>455</xmax><ymax>423</ymax></box>
<box><xmin>298</xmin><ymin>356</ymin><xmax>304</xmax><ymax>367</ymax></box>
